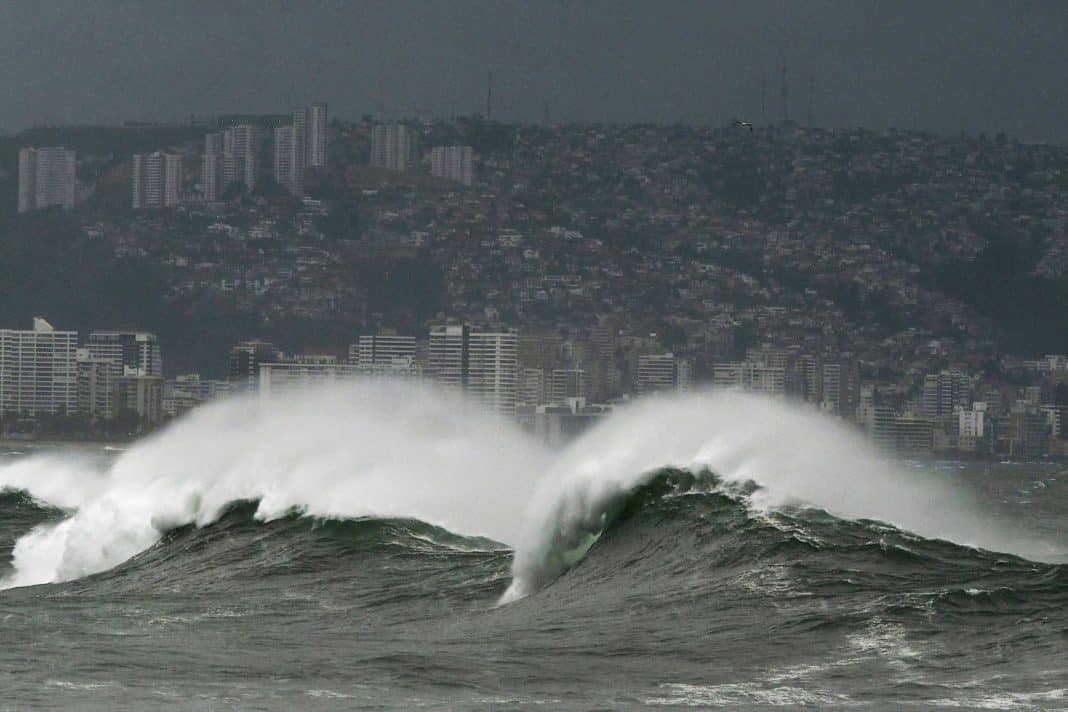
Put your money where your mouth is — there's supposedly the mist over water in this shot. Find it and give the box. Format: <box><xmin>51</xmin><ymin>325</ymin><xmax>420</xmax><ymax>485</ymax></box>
<box><xmin>0</xmin><ymin>383</ymin><xmax>1060</xmax><ymax>594</ymax></box>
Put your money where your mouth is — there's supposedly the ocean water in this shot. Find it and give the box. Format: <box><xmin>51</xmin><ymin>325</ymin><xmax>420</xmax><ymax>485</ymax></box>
<box><xmin>1</xmin><ymin>385</ymin><xmax>1066</xmax><ymax>710</ymax></box>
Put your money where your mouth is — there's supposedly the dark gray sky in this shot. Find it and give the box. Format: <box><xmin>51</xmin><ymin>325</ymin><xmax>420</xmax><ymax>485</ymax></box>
<box><xmin>1</xmin><ymin>1</ymin><xmax>1066</xmax><ymax>141</ymax></box>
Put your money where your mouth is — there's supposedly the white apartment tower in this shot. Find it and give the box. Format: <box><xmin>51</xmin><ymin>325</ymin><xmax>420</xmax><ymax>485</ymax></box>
<box><xmin>0</xmin><ymin>318</ymin><xmax>78</xmax><ymax>417</ymax></box>
<box><xmin>637</xmin><ymin>353</ymin><xmax>692</xmax><ymax>395</ymax></box>
<box><xmin>351</xmin><ymin>333</ymin><xmax>417</xmax><ymax>366</ymax></box>
<box><xmin>220</xmin><ymin>124</ymin><xmax>260</xmax><ymax>193</ymax></box>
<box><xmin>306</xmin><ymin>102</ymin><xmax>328</xmax><ymax>168</ymax></box>
<box><xmin>430</xmin><ymin>145</ymin><xmax>474</xmax><ymax>186</ymax></box>
<box><xmin>428</xmin><ymin>324</ymin><xmax>470</xmax><ymax>393</ymax></box>
<box><xmin>273</xmin><ymin>125</ymin><xmax>303</xmax><ymax>196</ymax></box>
<box><xmin>18</xmin><ymin>147</ymin><xmax>76</xmax><ymax>213</ymax></box>
<box><xmin>132</xmin><ymin>152</ymin><xmax>183</xmax><ymax>209</ymax></box>
<box><xmin>371</xmin><ymin>123</ymin><xmax>413</xmax><ymax>172</ymax></box>
<box><xmin>86</xmin><ymin>331</ymin><xmax>163</xmax><ymax>377</ymax></box>
<box><xmin>468</xmin><ymin>332</ymin><xmax>519</xmax><ymax>417</ymax></box>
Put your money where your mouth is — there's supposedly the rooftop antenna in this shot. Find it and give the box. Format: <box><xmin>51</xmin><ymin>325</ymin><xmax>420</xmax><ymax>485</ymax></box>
<box><xmin>779</xmin><ymin>59</ymin><xmax>789</xmax><ymax>123</ymax></box>
<box><xmin>807</xmin><ymin>75</ymin><xmax>814</xmax><ymax>127</ymax></box>
<box><xmin>760</xmin><ymin>71</ymin><xmax>767</xmax><ymax>125</ymax></box>
<box><xmin>486</xmin><ymin>70</ymin><xmax>493</xmax><ymax>121</ymax></box>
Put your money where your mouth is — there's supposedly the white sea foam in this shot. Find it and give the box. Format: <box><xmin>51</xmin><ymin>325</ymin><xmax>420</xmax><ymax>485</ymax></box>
<box><xmin>0</xmin><ymin>381</ymin><xmax>548</xmax><ymax>589</ymax></box>
<box><xmin>502</xmin><ymin>391</ymin><xmax>1063</xmax><ymax>601</ymax></box>
<box><xmin>0</xmin><ymin>385</ymin><xmax>1060</xmax><ymax>593</ymax></box>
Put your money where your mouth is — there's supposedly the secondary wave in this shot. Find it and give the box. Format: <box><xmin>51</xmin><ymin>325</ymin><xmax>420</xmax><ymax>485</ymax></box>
<box><xmin>0</xmin><ymin>385</ymin><xmax>1061</xmax><ymax>595</ymax></box>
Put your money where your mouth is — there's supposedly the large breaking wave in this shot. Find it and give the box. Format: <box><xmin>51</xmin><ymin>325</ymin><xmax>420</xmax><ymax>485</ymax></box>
<box><xmin>0</xmin><ymin>383</ymin><xmax>1062</xmax><ymax>595</ymax></box>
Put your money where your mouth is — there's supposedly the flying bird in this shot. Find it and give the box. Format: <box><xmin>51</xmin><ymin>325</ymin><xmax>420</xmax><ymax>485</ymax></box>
<box><xmin>732</xmin><ymin>120</ymin><xmax>754</xmax><ymax>132</ymax></box>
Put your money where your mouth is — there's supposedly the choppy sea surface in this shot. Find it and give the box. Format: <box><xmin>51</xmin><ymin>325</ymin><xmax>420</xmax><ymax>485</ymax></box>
<box><xmin>1</xmin><ymin>386</ymin><xmax>1066</xmax><ymax>710</ymax></box>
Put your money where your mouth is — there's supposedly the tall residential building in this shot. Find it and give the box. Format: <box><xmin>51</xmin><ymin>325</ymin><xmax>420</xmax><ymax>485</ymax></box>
<box><xmin>18</xmin><ymin>147</ymin><xmax>76</xmax><ymax>213</ymax></box>
<box><xmin>428</xmin><ymin>325</ymin><xmax>470</xmax><ymax>393</ymax></box>
<box><xmin>229</xmin><ymin>340</ymin><xmax>281</xmax><ymax>391</ymax></box>
<box><xmin>428</xmin><ymin>325</ymin><xmax>519</xmax><ymax>416</ymax></box>
<box><xmin>430</xmin><ymin>145</ymin><xmax>474</xmax><ymax>185</ymax></box>
<box><xmin>712</xmin><ymin>362</ymin><xmax>785</xmax><ymax>395</ymax></box>
<box><xmin>77</xmin><ymin>349</ymin><xmax>118</xmax><ymax>421</ymax></box>
<box><xmin>257</xmin><ymin>361</ymin><xmax>362</xmax><ymax>396</ymax></box>
<box><xmin>86</xmin><ymin>331</ymin><xmax>163</xmax><ymax>377</ymax></box>
<box><xmin>371</xmin><ymin>123</ymin><xmax>413</xmax><ymax>171</ymax></box>
<box><xmin>551</xmin><ymin>369</ymin><xmax>589</xmax><ymax>404</ymax></box>
<box><xmin>637</xmin><ymin>353</ymin><xmax>693</xmax><ymax>395</ymax></box>
<box><xmin>468</xmin><ymin>332</ymin><xmax>519</xmax><ymax>417</ymax></box>
<box><xmin>162</xmin><ymin>374</ymin><xmax>230</xmax><ymax>418</ymax></box>
<box><xmin>132</xmin><ymin>152</ymin><xmax>182</xmax><ymax>209</ymax></box>
<box><xmin>348</xmin><ymin>332</ymin><xmax>420</xmax><ymax>379</ymax></box>
<box><xmin>221</xmin><ymin>124</ymin><xmax>260</xmax><ymax>193</ymax></box>
<box><xmin>820</xmin><ymin>359</ymin><xmax>860</xmax><ymax>420</ymax></box>
<box><xmin>0</xmin><ymin>318</ymin><xmax>78</xmax><ymax>418</ymax></box>
<box><xmin>922</xmin><ymin>370</ymin><xmax>971</xmax><ymax>419</ymax></box>
<box><xmin>273</xmin><ymin>125</ymin><xmax>304</xmax><ymax>196</ymax></box>
<box><xmin>306</xmin><ymin>102</ymin><xmax>328</xmax><ymax>168</ymax></box>
<box><xmin>350</xmin><ymin>333</ymin><xmax>417</xmax><ymax>366</ymax></box>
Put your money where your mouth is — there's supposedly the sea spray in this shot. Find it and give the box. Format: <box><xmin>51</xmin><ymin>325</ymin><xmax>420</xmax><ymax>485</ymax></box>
<box><xmin>501</xmin><ymin>391</ymin><xmax>1063</xmax><ymax>601</ymax></box>
<box><xmin>0</xmin><ymin>380</ymin><xmax>549</xmax><ymax>589</ymax></box>
<box><xmin>1</xmin><ymin>385</ymin><xmax>1060</xmax><ymax>594</ymax></box>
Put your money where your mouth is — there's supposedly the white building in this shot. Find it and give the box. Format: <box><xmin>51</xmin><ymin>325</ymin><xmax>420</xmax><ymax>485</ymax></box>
<box><xmin>132</xmin><ymin>152</ymin><xmax>182</xmax><ymax>209</ymax></box>
<box><xmin>86</xmin><ymin>331</ymin><xmax>162</xmax><ymax>377</ymax></box>
<box><xmin>0</xmin><ymin>318</ymin><xmax>78</xmax><ymax>418</ymax></box>
<box><xmin>350</xmin><ymin>332</ymin><xmax>417</xmax><ymax>366</ymax></box>
<box><xmin>371</xmin><ymin>123</ymin><xmax>413</xmax><ymax>171</ymax></box>
<box><xmin>638</xmin><ymin>353</ymin><xmax>693</xmax><ymax>395</ymax></box>
<box><xmin>257</xmin><ymin>362</ymin><xmax>363</xmax><ymax>396</ymax></box>
<box><xmin>428</xmin><ymin>324</ymin><xmax>470</xmax><ymax>393</ymax></box>
<box><xmin>306</xmin><ymin>102</ymin><xmax>328</xmax><ymax>168</ymax></box>
<box><xmin>712</xmin><ymin>362</ymin><xmax>785</xmax><ymax>395</ymax></box>
<box><xmin>18</xmin><ymin>147</ymin><xmax>76</xmax><ymax>213</ymax></box>
<box><xmin>468</xmin><ymin>332</ymin><xmax>519</xmax><ymax>417</ymax></box>
<box><xmin>430</xmin><ymin>145</ymin><xmax>474</xmax><ymax>185</ymax></box>
<box><xmin>273</xmin><ymin>125</ymin><xmax>304</xmax><ymax>196</ymax></box>
<box><xmin>215</xmin><ymin>124</ymin><xmax>260</xmax><ymax>193</ymax></box>
<box><xmin>162</xmin><ymin>374</ymin><xmax>230</xmax><ymax>418</ymax></box>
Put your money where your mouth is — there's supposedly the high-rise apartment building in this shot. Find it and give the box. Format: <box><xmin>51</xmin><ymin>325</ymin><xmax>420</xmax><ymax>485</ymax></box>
<box><xmin>214</xmin><ymin>124</ymin><xmax>260</xmax><ymax>194</ymax></box>
<box><xmin>350</xmin><ymin>333</ymin><xmax>417</xmax><ymax>367</ymax></box>
<box><xmin>637</xmin><ymin>353</ymin><xmax>693</xmax><ymax>395</ymax></box>
<box><xmin>428</xmin><ymin>325</ymin><xmax>519</xmax><ymax>416</ymax></box>
<box><xmin>550</xmin><ymin>369</ymin><xmax>589</xmax><ymax>404</ymax></box>
<box><xmin>229</xmin><ymin>340</ymin><xmax>281</xmax><ymax>392</ymax></box>
<box><xmin>272</xmin><ymin>125</ymin><xmax>303</xmax><ymax>196</ymax></box>
<box><xmin>428</xmin><ymin>325</ymin><xmax>470</xmax><ymax>393</ymax></box>
<box><xmin>132</xmin><ymin>152</ymin><xmax>182</xmax><ymax>209</ymax></box>
<box><xmin>712</xmin><ymin>362</ymin><xmax>785</xmax><ymax>395</ymax></box>
<box><xmin>820</xmin><ymin>359</ymin><xmax>860</xmax><ymax>420</ymax></box>
<box><xmin>348</xmin><ymin>332</ymin><xmax>420</xmax><ymax>379</ymax></box>
<box><xmin>0</xmin><ymin>318</ymin><xmax>78</xmax><ymax>418</ymax></box>
<box><xmin>86</xmin><ymin>331</ymin><xmax>163</xmax><ymax>377</ymax></box>
<box><xmin>18</xmin><ymin>147</ymin><xmax>76</xmax><ymax>213</ymax></box>
<box><xmin>306</xmin><ymin>102</ymin><xmax>328</xmax><ymax>168</ymax></box>
<box><xmin>468</xmin><ymin>332</ymin><xmax>519</xmax><ymax>417</ymax></box>
<box><xmin>430</xmin><ymin>145</ymin><xmax>474</xmax><ymax>185</ymax></box>
<box><xmin>922</xmin><ymin>370</ymin><xmax>971</xmax><ymax>419</ymax></box>
<box><xmin>371</xmin><ymin>123</ymin><xmax>413</xmax><ymax>171</ymax></box>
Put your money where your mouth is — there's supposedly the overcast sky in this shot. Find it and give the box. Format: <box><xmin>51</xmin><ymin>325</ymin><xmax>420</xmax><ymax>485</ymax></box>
<box><xmin>1</xmin><ymin>1</ymin><xmax>1066</xmax><ymax>141</ymax></box>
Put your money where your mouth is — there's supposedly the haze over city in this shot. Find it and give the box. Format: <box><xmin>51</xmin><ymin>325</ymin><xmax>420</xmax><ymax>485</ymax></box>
<box><xmin>1</xmin><ymin>1</ymin><xmax>1067</xmax><ymax>141</ymax></box>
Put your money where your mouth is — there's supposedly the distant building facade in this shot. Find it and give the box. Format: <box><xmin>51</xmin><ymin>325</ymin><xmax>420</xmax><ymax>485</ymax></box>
<box><xmin>430</xmin><ymin>145</ymin><xmax>474</xmax><ymax>185</ymax></box>
<box><xmin>18</xmin><ymin>147</ymin><xmax>76</xmax><ymax>213</ymax></box>
<box><xmin>0</xmin><ymin>318</ymin><xmax>78</xmax><ymax>418</ymax></box>
<box><xmin>371</xmin><ymin>123</ymin><xmax>413</xmax><ymax>171</ymax></box>
<box><xmin>132</xmin><ymin>152</ymin><xmax>182</xmax><ymax>209</ymax></box>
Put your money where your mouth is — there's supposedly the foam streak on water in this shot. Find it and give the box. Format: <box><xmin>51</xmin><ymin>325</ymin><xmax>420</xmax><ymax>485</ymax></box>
<box><xmin>0</xmin><ymin>384</ymin><xmax>1058</xmax><ymax>594</ymax></box>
